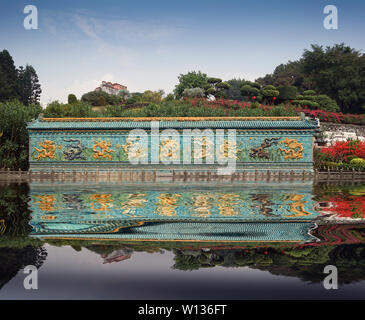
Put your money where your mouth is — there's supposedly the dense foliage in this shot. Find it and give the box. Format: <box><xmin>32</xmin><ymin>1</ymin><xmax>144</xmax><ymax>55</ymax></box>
<box><xmin>81</xmin><ymin>90</ymin><xmax>122</xmax><ymax>106</ymax></box>
<box><xmin>257</xmin><ymin>44</ymin><xmax>365</xmax><ymax>114</ymax></box>
<box><xmin>0</xmin><ymin>50</ymin><xmax>41</xmax><ymax>105</ymax></box>
<box><xmin>0</xmin><ymin>50</ymin><xmax>19</xmax><ymax>102</ymax></box>
<box><xmin>0</xmin><ymin>100</ymin><xmax>42</xmax><ymax>170</ymax></box>
<box><xmin>43</xmin><ymin>98</ymin><xmax>299</xmax><ymax>118</ymax></box>
<box><xmin>174</xmin><ymin>71</ymin><xmax>209</xmax><ymax>98</ymax></box>
<box><xmin>223</xmin><ymin>79</ymin><xmax>246</xmax><ymax>101</ymax></box>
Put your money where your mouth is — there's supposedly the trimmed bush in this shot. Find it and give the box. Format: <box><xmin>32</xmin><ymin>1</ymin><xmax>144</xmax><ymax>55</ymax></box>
<box><xmin>68</xmin><ymin>94</ymin><xmax>77</xmax><ymax>104</ymax></box>
<box><xmin>314</xmin><ymin>95</ymin><xmax>340</xmax><ymax>112</ymax></box>
<box><xmin>292</xmin><ymin>99</ymin><xmax>319</xmax><ymax>109</ymax></box>
<box><xmin>241</xmin><ymin>85</ymin><xmax>260</xmax><ymax>97</ymax></box>
<box><xmin>350</xmin><ymin>158</ymin><xmax>365</xmax><ymax>168</ymax></box>
<box><xmin>278</xmin><ymin>85</ymin><xmax>298</xmax><ymax>101</ymax></box>
<box><xmin>303</xmin><ymin>90</ymin><xmax>316</xmax><ymax>96</ymax></box>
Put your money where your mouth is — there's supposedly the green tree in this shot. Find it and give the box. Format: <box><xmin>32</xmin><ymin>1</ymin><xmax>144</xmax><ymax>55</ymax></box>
<box><xmin>141</xmin><ymin>90</ymin><xmax>163</xmax><ymax>104</ymax></box>
<box><xmin>301</xmin><ymin>44</ymin><xmax>365</xmax><ymax>113</ymax></box>
<box><xmin>68</xmin><ymin>94</ymin><xmax>77</xmax><ymax>104</ymax></box>
<box><xmin>81</xmin><ymin>91</ymin><xmax>121</xmax><ymax>106</ymax></box>
<box><xmin>126</xmin><ymin>92</ymin><xmax>143</xmax><ymax>105</ymax></box>
<box><xmin>164</xmin><ymin>93</ymin><xmax>175</xmax><ymax>101</ymax></box>
<box><xmin>204</xmin><ymin>77</ymin><xmax>230</xmax><ymax>99</ymax></box>
<box><xmin>0</xmin><ymin>50</ymin><xmax>19</xmax><ymax>102</ymax></box>
<box><xmin>0</xmin><ymin>100</ymin><xmax>42</xmax><ymax>170</ymax></box>
<box><xmin>314</xmin><ymin>95</ymin><xmax>339</xmax><ymax>112</ymax></box>
<box><xmin>223</xmin><ymin>79</ymin><xmax>246</xmax><ymax>101</ymax></box>
<box><xmin>17</xmin><ymin>65</ymin><xmax>41</xmax><ymax>105</ymax></box>
<box><xmin>292</xmin><ymin>91</ymin><xmax>320</xmax><ymax>109</ymax></box>
<box><xmin>241</xmin><ymin>81</ymin><xmax>261</xmax><ymax>101</ymax></box>
<box><xmin>278</xmin><ymin>85</ymin><xmax>298</xmax><ymax>102</ymax></box>
<box><xmin>174</xmin><ymin>71</ymin><xmax>208</xmax><ymax>98</ymax></box>
<box><xmin>44</xmin><ymin>101</ymin><xmax>96</xmax><ymax>118</ymax></box>
<box><xmin>261</xmin><ymin>85</ymin><xmax>279</xmax><ymax>105</ymax></box>
<box><xmin>257</xmin><ymin>60</ymin><xmax>310</xmax><ymax>90</ymax></box>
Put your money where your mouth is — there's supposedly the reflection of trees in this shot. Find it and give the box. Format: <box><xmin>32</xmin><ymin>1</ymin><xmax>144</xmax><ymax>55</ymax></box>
<box><xmin>173</xmin><ymin>243</ymin><xmax>365</xmax><ymax>284</ymax></box>
<box><xmin>0</xmin><ymin>184</ymin><xmax>47</xmax><ymax>290</ymax></box>
<box><xmin>0</xmin><ymin>183</ymin><xmax>32</xmax><ymax>237</ymax></box>
<box><xmin>313</xmin><ymin>182</ymin><xmax>365</xmax><ymax>202</ymax></box>
<box><xmin>0</xmin><ymin>246</ymin><xmax>47</xmax><ymax>290</ymax></box>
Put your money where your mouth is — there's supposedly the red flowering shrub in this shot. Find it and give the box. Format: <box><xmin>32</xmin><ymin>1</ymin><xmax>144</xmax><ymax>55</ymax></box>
<box><xmin>321</xmin><ymin>140</ymin><xmax>365</xmax><ymax>162</ymax></box>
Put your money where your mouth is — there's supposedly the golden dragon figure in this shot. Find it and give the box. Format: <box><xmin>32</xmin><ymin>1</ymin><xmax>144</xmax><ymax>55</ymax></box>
<box><xmin>93</xmin><ymin>139</ymin><xmax>115</xmax><ymax>160</ymax></box>
<box><xmin>279</xmin><ymin>138</ymin><xmax>304</xmax><ymax>160</ymax></box>
<box><xmin>34</xmin><ymin>140</ymin><xmax>56</xmax><ymax>160</ymax></box>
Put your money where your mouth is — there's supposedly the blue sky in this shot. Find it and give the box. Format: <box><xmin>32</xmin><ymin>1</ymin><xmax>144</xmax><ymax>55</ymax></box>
<box><xmin>0</xmin><ymin>0</ymin><xmax>365</xmax><ymax>105</ymax></box>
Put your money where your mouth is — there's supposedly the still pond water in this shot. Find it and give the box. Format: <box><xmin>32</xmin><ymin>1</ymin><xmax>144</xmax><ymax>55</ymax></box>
<box><xmin>0</xmin><ymin>181</ymin><xmax>365</xmax><ymax>299</ymax></box>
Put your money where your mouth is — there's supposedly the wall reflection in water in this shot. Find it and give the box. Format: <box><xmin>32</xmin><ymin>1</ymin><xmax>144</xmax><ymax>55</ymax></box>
<box><xmin>29</xmin><ymin>184</ymin><xmax>319</xmax><ymax>242</ymax></box>
<box><xmin>1</xmin><ymin>182</ymin><xmax>365</xmax><ymax>293</ymax></box>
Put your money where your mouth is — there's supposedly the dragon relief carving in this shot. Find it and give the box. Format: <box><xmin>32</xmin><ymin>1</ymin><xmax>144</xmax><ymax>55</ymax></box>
<box><xmin>193</xmin><ymin>136</ymin><xmax>214</xmax><ymax>160</ymax></box>
<box><xmin>218</xmin><ymin>140</ymin><xmax>240</xmax><ymax>160</ymax></box>
<box><xmin>123</xmin><ymin>137</ymin><xmax>146</xmax><ymax>160</ymax></box>
<box><xmin>34</xmin><ymin>140</ymin><xmax>56</xmax><ymax>160</ymax></box>
<box><xmin>63</xmin><ymin>139</ymin><xmax>86</xmax><ymax>160</ymax></box>
<box><xmin>93</xmin><ymin>139</ymin><xmax>115</xmax><ymax>160</ymax></box>
<box><xmin>249</xmin><ymin>137</ymin><xmax>281</xmax><ymax>160</ymax></box>
<box><xmin>279</xmin><ymin>138</ymin><xmax>304</xmax><ymax>160</ymax></box>
<box><xmin>159</xmin><ymin>138</ymin><xmax>179</xmax><ymax>160</ymax></box>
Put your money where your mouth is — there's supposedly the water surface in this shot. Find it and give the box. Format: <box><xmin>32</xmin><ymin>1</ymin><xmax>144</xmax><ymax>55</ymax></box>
<box><xmin>1</xmin><ymin>181</ymin><xmax>365</xmax><ymax>299</ymax></box>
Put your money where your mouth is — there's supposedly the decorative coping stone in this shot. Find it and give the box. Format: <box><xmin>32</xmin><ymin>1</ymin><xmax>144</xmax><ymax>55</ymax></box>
<box><xmin>28</xmin><ymin>116</ymin><xmax>318</xmax><ymax>130</ymax></box>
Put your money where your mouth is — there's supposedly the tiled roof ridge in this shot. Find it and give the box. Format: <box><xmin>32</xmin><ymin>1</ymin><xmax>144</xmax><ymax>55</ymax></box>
<box><xmin>40</xmin><ymin>116</ymin><xmax>303</xmax><ymax>122</ymax></box>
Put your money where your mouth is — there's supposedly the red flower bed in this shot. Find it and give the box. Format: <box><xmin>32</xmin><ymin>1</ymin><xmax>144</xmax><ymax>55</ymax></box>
<box><xmin>320</xmin><ymin>140</ymin><xmax>365</xmax><ymax>162</ymax></box>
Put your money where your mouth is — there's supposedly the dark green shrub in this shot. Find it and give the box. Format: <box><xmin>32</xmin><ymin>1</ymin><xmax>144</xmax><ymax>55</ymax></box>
<box><xmin>292</xmin><ymin>99</ymin><xmax>319</xmax><ymax>109</ymax></box>
<box><xmin>0</xmin><ymin>100</ymin><xmax>42</xmax><ymax>170</ymax></box>
<box><xmin>303</xmin><ymin>90</ymin><xmax>316</xmax><ymax>96</ymax></box>
<box><xmin>314</xmin><ymin>95</ymin><xmax>340</xmax><ymax>112</ymax></box>
<box><xmin>81</xmin><ymin>91</ymin><xmax>121</xmax><ymax>106</ymax></box>
<box><xmin>44</xmin><ymin>101</ymin><xmax>96</xmax><ymax>118</ymax></box>
<box><xmin>68</xmin><ymin>94</ymin><xmax>77</xmax><ymax>104</ymax></box>
<box><xmin>278</xmin><ymin>85</ymin><xmax>298</xmax><ymax>101</ymax></box>
<box><xmin>241</xmin><ymin>85</ymin><xmax>259</xmax><ymax>98</ymax></box>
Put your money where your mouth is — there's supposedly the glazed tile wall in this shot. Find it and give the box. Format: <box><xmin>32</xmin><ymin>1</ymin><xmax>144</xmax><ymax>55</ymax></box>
<box><xmin>29</xmin><ymin>130</ymin><xmax>314</xmax><ymax>166</ymax></box>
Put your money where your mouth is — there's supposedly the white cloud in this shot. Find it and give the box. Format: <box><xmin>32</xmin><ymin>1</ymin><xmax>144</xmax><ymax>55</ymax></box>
<box><xmin>71</xmin><ymin>15</ymin><xmax>99</xmax><ymax>39</ymax></box>
<box><xmin>70</xmin><ymin>13</ymin><xmax>184</xmax><ymax>41</ymax></box>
